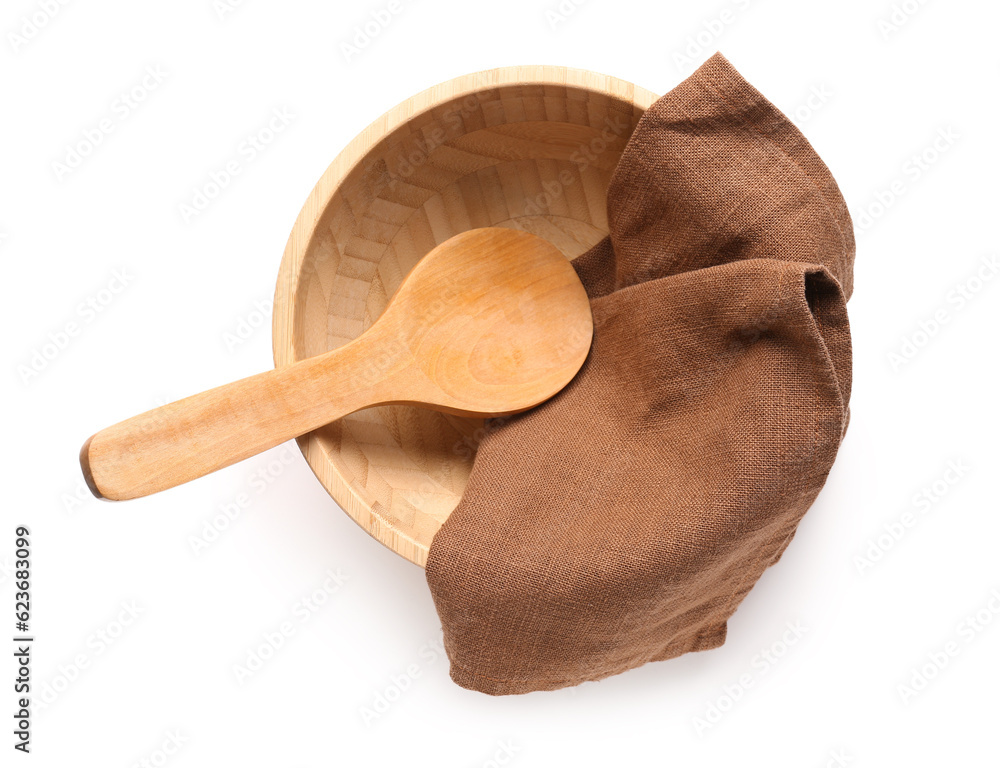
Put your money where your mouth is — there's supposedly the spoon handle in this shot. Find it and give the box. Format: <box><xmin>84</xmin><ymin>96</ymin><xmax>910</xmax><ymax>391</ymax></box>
<box><xmin>81</xmin><ymin>334</ymin><xmax>401</xmax><ymax>500</ymax></box>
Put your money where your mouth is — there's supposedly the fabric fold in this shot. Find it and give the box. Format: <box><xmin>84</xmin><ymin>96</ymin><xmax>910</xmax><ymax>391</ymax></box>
<box><xmin>425</xmin><ymin>53</ymin><xmax>856</xmax><ymax>695</ymax></box>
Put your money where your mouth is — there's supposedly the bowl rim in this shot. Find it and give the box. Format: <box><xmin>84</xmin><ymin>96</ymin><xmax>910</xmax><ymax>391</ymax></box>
<box><xmin>272</xmin><ymin>65</ymin><xmax>658</xmax><ymax>566</ymax></box>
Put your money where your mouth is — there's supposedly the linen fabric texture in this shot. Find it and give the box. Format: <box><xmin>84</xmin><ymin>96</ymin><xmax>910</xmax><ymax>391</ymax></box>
<box><xmin>425</xmin><ymin>53</ymin><xmax>855</xmax><ymax>695</ymax></box>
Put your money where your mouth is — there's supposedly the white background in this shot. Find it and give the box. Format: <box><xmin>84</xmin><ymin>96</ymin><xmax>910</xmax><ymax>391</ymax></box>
<box><xmin>2</xmin><ymin>0</ymin><xmax>998</xmax><ymax>765</ymax></box>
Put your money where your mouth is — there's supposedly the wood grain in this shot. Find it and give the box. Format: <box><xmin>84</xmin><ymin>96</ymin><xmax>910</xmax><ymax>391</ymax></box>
<box><xmin>274</xmin><ymin>66</ymin><xmax>657</xmax><ymax>566</ymax></box>
<box><xmin>82</xmin><ymin>229</ymin><xmax>591</xmax><ymax>501</ymax></box>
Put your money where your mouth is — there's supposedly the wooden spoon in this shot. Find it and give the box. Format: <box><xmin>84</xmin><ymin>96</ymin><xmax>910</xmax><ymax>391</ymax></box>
<box><xmin>81</xmin><ymin>227</ymin><xmax>593</xmax><ymax>501</ymax></box>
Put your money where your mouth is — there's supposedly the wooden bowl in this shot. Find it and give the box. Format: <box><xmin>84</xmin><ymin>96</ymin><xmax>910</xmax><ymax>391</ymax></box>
<box><xmin>273</xmin><ymin>66</ymin><xmax>657</xmax><ymax>566</ymax></box>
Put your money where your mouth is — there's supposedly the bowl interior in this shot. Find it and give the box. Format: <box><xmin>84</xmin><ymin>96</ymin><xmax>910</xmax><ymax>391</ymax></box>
<box><xmin>274</xmin><ymin>67</ymin><xmax>656</xmax><ymax>566</ymax></box>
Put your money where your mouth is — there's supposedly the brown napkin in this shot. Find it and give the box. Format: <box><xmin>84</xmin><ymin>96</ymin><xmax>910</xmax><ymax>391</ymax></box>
<box><xmin>425</xmin><ymin>53</ymin><xmax>855</xmax><ymax>695</ymax></box>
